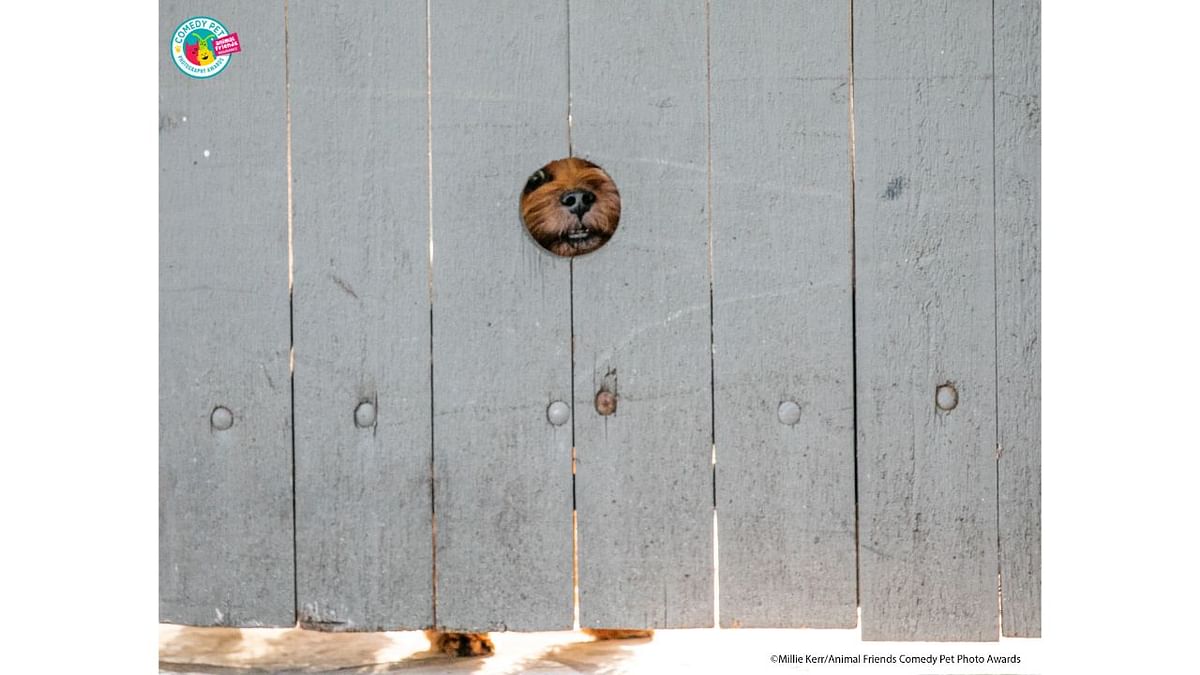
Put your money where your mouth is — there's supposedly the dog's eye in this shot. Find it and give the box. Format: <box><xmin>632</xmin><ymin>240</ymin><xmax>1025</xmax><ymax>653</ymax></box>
<box><xmin>524</xmin><ymin>169</ymin><xmax>550</xmax><ymax>194</ymax></box>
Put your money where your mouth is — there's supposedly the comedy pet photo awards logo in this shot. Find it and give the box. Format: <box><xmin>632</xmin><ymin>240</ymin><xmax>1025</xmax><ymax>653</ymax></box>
<box><xmin>171</xmin><ymin>17</ymin><xmax>241</xmax><ymax>79</ymax></box>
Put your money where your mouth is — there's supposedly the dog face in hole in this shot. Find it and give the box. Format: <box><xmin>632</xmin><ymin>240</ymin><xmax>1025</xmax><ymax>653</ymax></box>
<box><xmin>520</xmin><ymin>157</ymin><xmax>621</xmax><ymax>257</ymax></box>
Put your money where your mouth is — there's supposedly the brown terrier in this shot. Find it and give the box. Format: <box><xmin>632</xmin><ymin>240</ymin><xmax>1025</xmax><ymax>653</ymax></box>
<box><xmin>520</xmin><ymin>157</ymin><xmax>621</xmax><ymax>257</ymax></box>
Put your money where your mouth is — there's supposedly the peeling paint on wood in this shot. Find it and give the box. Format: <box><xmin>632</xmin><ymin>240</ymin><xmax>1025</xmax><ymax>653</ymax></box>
<box><xmin>159</xmin><ymin>0</ymin><xmax>294</xmax><ymax>627</ymax></box>
<box><xmin>290</xmin><ymin>0</ymin><xmax>434</xmax><ymax>631</ymax></box>
<box><xmin>160</xmin><ymin>0</ymin><xmax>1039</xmax><ymax>638</ymax></box>
<box><xmin>994</xmin><ymin>0</ymin><xmax>1041</xmax><ymax>639</ymax></box>
<box><xmin>711</xmin><ymin>0</ymin><xmax>857</xmax><ymax>630</ymax></box>
<box><xmin>853</xmin><ymin>0</ymin><xmax>1001</xmax><ymax>642</ymax></box>
<box><xmin>430</xmin><ymin>0</ymin><xmax>574</xmax><ymax>632</ymax></box>
<box><xmin>572</xmin><ymin>0</ymin><xmax>714</xmax><ymax>630</ymax></box>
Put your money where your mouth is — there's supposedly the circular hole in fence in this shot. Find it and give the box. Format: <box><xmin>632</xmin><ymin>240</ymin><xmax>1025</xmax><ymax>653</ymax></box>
<box><xmin>519</xmin><ymin>157</ymin><xmax>621</xmax><ymax>257</ymax></box>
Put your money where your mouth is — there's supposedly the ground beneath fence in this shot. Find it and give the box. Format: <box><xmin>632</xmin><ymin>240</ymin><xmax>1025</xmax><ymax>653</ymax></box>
<box><xmin>159</xmin><ymin>623</ymin><xmax>1040</xmax><ymax>674</ymax></box>
<box><xmin>159</xmin><ymin>624</ymin><xmax>849</xmax><ymax>674</ymax></box>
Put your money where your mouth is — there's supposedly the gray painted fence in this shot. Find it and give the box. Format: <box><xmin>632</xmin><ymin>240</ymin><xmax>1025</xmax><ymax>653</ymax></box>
<box><xmin>160</xmin><ymin>0</ymin><xmax>1040</xmax><ymax>641</ymax></box>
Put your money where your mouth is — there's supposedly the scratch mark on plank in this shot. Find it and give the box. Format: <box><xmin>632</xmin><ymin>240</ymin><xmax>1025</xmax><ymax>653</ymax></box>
<box><xmin>331</xmin><ymin>274</ymin><xmax>359</xmax><ymax>300</ymax></box>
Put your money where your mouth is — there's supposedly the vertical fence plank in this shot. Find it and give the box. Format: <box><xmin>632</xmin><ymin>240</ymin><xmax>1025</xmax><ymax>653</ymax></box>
<box><xmin>995</xmin><ymin>0</ymin><xmax>1041</xmax><ymax>638</ymax></box>
<box><xmin>159</xmin><ymin>0</ymin><xmax>294</xmax><ymax>626</ymax></box>
<box><xmin>429</xmin><ymin>0</ymin><xmax>573</xmax><ymax>631</ymax></box>
<box><xmin>571</xmin><ymin>0</ymin><xmax>713</xmax><ymax>629</ymax></box>
<box><xmin>290</xmin><ymin>0</ymin><xmax>433</xmax><ymax>630</ymax></box>
<box><xmin>853</xmin><ymin>0</ymin><xmax>999</xmax><ymax>640</ymax></box>
<box><xmin>710</xmin><ymin>0</ymin><xmax>856</xmax><ymax>628</ymax></box>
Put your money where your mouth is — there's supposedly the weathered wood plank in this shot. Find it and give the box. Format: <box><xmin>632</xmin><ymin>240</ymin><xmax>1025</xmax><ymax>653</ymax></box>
<box><xmin>853</xmin><ymin>0</ymin><xmax>999</xmax><ymax>641</ymax></box>
<box><xmin>429</xmin><ymin>0</ymin><xmax>574</xmax><ymax>631</ymax></box>
<box><xmin>159</xmin><ymin>0</ymin><xmax>294</xmax><ymax>626</ymax></box>
<box><xmin>290</xmin><ymin>0</ymin><xmax>433</xmax><ymax>631</ymax></box>
<box><xmin>995</xmin><ymin>0</ymin><xmax>1041</xmax><ymax>638</ymax></box>
<box><xmin>710</xmin><ymin>0</ymin><xmax>857</xmax><ymax>629</ymax></box>
<box><xmin>571</xmin><ymin>0</ymin><xmax>713</xmax><ymax>629</ymax></box>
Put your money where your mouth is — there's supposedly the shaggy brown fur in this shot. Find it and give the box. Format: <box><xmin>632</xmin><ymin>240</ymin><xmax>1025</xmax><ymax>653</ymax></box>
<box><xmin>424</xmin><ymin>629</ymin><xmax>495</xmax><ymax>657</ymax></box>
<box><xmin>520</xmin><ymin>157</ymin><xmax>621</xmax><ymax>257</ymax></box>
<box><xmin>425</xmin><ymin>628</ymin><xmax>654</xmax><ymax>658</ymax></box>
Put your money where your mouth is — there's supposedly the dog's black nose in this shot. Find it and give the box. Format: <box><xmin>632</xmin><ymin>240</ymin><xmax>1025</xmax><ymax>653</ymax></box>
<box><xmin>560</xmin><ymin>189</ymin><xmax>596</xmax><ymax>216</ymax></box>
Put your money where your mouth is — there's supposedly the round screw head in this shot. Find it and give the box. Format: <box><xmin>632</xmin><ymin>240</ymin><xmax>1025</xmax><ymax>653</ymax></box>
<box><xmin>211</xmin><ymin>406</ymin><xmax>233</xmax><ymax>431</ymax></box>
<box><xmin>936</xmin><ymin>383</ymin><xmax>958</xmax><ymax>411</ymax></box>
<box><xmin>354</xmin><ymin>401</ymin><xmax>377</xmax><ymax>428</ymax></box>
<box><xmin>547</xmin><ymin>401</ymin><xmax>571</xmax><ymax>426</ymax></box>
<box><xmin>595</xmin><ymin>390</ymin><xmax>617</xmax><ymax>416</ymax></box>
<box><xmin>777</xmin><ymin>400</ymin><xmax>802</xmax><ymax>426</ymax></box>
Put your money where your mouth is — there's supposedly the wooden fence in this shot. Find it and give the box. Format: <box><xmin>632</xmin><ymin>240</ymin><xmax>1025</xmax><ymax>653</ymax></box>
<box><xmin>160</xmin><ymin>0</ymin><xmax>1040</xmax><ymax>641</ymax></box>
